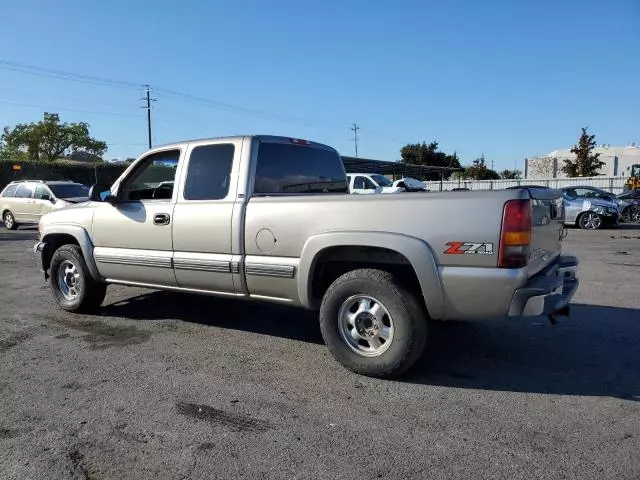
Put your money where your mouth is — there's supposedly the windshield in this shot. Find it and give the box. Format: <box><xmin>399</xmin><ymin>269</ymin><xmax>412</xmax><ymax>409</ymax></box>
<box><xmin>48</xmin><ymin>183</ymin><xmax>89</xmax><ymax>199</ymax></box>
<box><xmin>370</xmin><ymin>174</ymin><xmax>392</xmax><ymax>187</ymax></box>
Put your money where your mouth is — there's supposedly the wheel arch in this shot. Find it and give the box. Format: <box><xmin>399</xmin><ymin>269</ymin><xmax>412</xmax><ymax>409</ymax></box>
<box><xmin>41</xmin><ymin>225</ymin><xmax>102</xmax><ymax>281</ymax></box>
<box><xmin>298</xmin><ymin>231</ymin><xmax>445</xmax><ymax>319</ymax></box>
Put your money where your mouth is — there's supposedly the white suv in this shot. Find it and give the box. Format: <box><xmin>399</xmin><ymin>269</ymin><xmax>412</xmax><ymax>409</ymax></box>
<box><xmin>0</xmin><ymin>180</ymin><xmax>89</xmax><ymax>230</ymax></box>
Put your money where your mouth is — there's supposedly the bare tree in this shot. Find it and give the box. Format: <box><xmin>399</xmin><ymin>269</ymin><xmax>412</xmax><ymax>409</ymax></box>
<box><xmin>529</xmin><ymin>156</ymin><xmax>557</xmax><ymax>178</ymax></box>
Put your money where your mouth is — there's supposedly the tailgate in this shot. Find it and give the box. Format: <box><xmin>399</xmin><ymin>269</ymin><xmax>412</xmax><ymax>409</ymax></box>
<box><xmin>526</xmin><ymin>188</ymin><xmax>564</xmax><ymax>277</ymax></box>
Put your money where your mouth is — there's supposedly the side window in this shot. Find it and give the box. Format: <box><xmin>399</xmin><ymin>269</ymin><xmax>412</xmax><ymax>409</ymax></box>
<box><xmin>1</xmin><ymin>184</ymin><xmax>18</xmax><ymax>197</ymax></box>
<box><xmin>34</xmin><ymin>185</ymin><xmax>51</xmax><ymax>200</ymax></box>
<box><xmin>183</xmin><ymin>144</ymin><xmax>235</xmax><ymax>200</ymax></box>
<box><xmin>354</xmin><ymin>176</ymin><xmax>375</xmax><ymax>190</ymax></box>
<box><xmin>14</xmin><ymin>183</ymin><xmax>35</xmax><ymax>198</ymax></box>
<box><xmin>120</xmin><ymin>150</ymin><xmax>180</xmax><ymax>201</ymax></box>
<box><xmin>254</xmin><ymin>142</ymin><xmax>348</xmax><ymax>194</ymax></box>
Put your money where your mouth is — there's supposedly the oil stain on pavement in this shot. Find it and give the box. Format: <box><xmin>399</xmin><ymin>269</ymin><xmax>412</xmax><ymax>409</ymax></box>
<box><xmin>176</xmin><ymin>401</ymin><xmax>272</xmax><ymax>433</ymax></box>
<box><xmin>53</xmin><ymin>318</ymin><xmax>150</xmax><ymax>350</ymax></box>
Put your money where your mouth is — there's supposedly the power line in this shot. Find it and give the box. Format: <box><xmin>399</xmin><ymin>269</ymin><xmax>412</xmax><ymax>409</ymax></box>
<box><xmin>0</xmin><ymin>99</ymin><xmax>146</xmax><ymax>118</ymax></box>
<box><xmin>0</xmin><ymin>59</ymin><xmax>143</xmax><ymax>90</ymax></box>
<box><xmin>0</xmin><ymin>59</ymin><xmax>416</xmax><ymax>150</ymax></box>
<box><xmin>351</xmin><ymin>123</ymin><xmax>360</xmax><ymax>158</ymax></box>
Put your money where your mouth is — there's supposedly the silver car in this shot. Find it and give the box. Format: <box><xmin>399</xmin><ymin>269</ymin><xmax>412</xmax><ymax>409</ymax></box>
<box><xmin>561</xmin><ymin>186</ymin><xmax>620</xmax><ymax>230</ymax></box>
<box><xmin>1</xmin><ymin>180</ymin><xmax>89</xmax><ymax>230</ymax></box>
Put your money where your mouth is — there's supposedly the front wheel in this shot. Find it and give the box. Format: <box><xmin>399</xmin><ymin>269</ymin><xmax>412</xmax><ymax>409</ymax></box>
<box><xmin>319</xmin><ymin>268</ymin><xmax>427</xmax><ymax>378</ymax></box>
<box><xmin>3</xmin><ymin>211</ymin><xmax>18</xmax><ymax>230</ymax></box>
<box><xmin>578</xmin><ymin>211</ymin><xmax>603</xmax><ymax>230</ymax></box>
<box><xmin>50</xmin><ymin>244</ymin><xmax>107</xmax><ymax>313</ymax></box>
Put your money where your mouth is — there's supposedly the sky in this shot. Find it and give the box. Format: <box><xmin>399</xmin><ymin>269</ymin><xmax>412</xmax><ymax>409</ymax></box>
<box><xmin>0</xmin><ymin>0</ymin><xmax>638</xmax><ymax>171</ymax></box>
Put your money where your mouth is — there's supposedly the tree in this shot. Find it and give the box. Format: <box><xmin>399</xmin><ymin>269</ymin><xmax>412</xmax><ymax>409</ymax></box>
<box><xmin>1</xmin><ymin>112</ymin><xmax>107</xmax><ymax>163</ymax></box>
<box><xmin>529</xmin><ymin>156</ymin><xmax>557</xmax><ymax>178</ymax></box>
<box><xmin>500</xmin><ymin>169</ymin><xmax>522</xmax><ymax>179</ymax></box>
<box><xmin>562</xmin><ymin>127</ymin><xmax>605</xmax><ymax>177</ymax></box>
<box><xmin>0</xmin><ymin>143</ymin><xmax>28</xmax><ymax>162</ymax></box>
<box><xmin>399</xmin><ymin>141</ymin><xmax>462</xmax><ymax>180</ymax></box>
<box><xmin>464</xmin><ymin>155</ymin><xmax>500</xmax><ymax>180</ymax></box>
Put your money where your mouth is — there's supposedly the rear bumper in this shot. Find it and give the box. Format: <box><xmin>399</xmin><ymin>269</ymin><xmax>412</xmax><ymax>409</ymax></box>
<box><xmin>508</xmin><ymin>255</ymin><xmax>579</xmax><ymax>317</ymax></box>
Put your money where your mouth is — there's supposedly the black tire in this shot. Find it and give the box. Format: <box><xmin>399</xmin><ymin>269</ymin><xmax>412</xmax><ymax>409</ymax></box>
<box><xmin>319</xmin><ymin>268</ymin><xmax>427</xmax><ymax>378</ymax></box>
<box><xmin>577</xmin><ymin>211</ymin><xmax>603</xmax><ymax>230</ymax></box>
<box><xmin>50</xmin><ymin>244</ymin><xmax>107</xmax><ymax>313</ymax></box>
<box><xmin>3</xmin><ymin>210</ymin><xmax>18</xmax><ymax>230</ymax></box>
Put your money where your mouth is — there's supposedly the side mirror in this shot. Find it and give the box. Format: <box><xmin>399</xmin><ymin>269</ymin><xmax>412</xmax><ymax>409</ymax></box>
<box><xmin>89</xmin><ymin>183</ymin><xmax>116</xmax><ymax>203</ymax></box>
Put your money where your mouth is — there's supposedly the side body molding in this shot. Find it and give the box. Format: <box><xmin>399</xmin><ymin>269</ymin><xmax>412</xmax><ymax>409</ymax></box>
<box><xmin>297</xmin><ymin>231</ymin><xmax>445</xmax><ymax>319</ymax></box>
<box><xmin>41</xmin><ymin>224</ymin><xmax>102</xmax><ymax>281</ymax></box>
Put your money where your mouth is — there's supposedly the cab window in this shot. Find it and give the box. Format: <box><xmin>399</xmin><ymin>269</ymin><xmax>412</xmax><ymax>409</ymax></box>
<box><xmin>120</xmin><ymin>150</ymin><xmax>180</xmax><ymax>201</ymax></box>
<box><xmin>354</xmin><ymin>176</ymin><xmax>376</xmax><ymax>190</ymax></box>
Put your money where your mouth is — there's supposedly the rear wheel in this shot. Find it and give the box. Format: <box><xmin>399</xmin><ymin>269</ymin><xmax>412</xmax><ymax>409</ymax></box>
<box><xmin>578</xmin><ymin>211</ymin><xmax>603</xmax><ymax>230</ymax></box>
<box><xmin>50</xmin><ymin>244</ymin><xmax>107</xmax><ymax>313</ymax></box>
<box><xmin>319</xmin><ymin>268</ymin><xmax>427</xmax><ymax>378</ymax></box>
<box><xmin>3</xmin><ymin>210</ymin><xmax>18</xmax><ymax>230</ymax></box>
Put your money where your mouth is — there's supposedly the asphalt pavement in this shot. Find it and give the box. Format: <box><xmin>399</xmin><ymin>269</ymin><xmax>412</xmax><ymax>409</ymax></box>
<box><xmin>0</xmin><ymin>226</ymin><xmax>639</xmax><ymax>479</ymax></box>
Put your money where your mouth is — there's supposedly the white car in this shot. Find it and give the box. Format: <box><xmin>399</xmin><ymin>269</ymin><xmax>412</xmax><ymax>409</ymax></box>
<box><xmin>346</xmin><ymin>173</ymin><xmax>427</xmax><ymax>194</ymax></box>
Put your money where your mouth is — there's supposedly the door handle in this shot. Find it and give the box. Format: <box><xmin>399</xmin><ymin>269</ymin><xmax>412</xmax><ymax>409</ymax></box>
<box><xmin>153</xmin><ymin>213</ymin><xmax>170</xmax><ymax>225</ymax></box>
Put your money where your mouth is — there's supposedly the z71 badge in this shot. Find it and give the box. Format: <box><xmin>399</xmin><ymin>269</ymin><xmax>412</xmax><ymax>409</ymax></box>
<box><xmin>444</xmin><ymin>242</ymin><xmax>494</xmax><ymax>255</ymax></box>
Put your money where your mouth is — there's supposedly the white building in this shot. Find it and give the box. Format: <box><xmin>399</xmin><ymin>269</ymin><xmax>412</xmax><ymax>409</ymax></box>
<box><xmin>525</xmin><ymin>144</ymin><xmax>640</xmax><ymax>179</ymax></box>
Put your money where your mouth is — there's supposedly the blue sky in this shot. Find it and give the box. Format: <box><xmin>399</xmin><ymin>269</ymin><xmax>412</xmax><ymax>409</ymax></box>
<box><xmin>0</xmin><ymin>0</ymin><xmax>638</xmax><ymax>170</ymax></box>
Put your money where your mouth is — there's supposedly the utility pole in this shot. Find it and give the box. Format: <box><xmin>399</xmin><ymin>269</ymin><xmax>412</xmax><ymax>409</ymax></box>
<box><xmin>141</xmin><ymin>85</ymin><xmax>156</xmax><ymax>149</ymax></box>
<box><xmin>351</xmin><ymin>123</ymin><xmax>360</xmax><ymax>158</ymax></box>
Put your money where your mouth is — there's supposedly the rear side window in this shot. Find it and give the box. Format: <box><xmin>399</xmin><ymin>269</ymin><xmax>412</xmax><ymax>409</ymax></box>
<box><xmin>1</xmin><ymin>184</ymin><xmax>18</xmax><ymax>197</ymax></box>
<box><xmin>184</xmin><ymin>144</ymin><xmax>235</xmax><ymax>200</ymax></box>
<box><xmin>254</xmin><ymin>142</ymin><xmax>348</xmax><ymax>194</ymax></box>
<box><xmin>14</xmin><ymin>183</ymin><xmax>35</xmax><ymax>198</ymax></box>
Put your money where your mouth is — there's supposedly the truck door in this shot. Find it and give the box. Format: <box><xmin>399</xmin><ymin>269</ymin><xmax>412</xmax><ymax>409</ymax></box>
<box><xmin>171</xmin><ymin>139</ymin><xmax>241</xmax><ymax>293</ymax></box>
<box><xmin>91</xmin><ymin>148</ymin><xmax>181</xmax><ymax>286</ymax></box>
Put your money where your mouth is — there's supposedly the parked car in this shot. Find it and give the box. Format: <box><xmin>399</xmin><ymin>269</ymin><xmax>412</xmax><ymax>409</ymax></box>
<box><xmin>561</xmin><ymin>186</ymin><xmax>620</xmax><ymax>230</ymax></box>
<box><xmin>346</xmin><ymin>173</ymin><xmax>427</xmax><ymax>194</ymax></box>
<box><xmin>616</xmin><ymin>190</ymin><xmax>640</xmax><ymax>223</ymax></box>
<box><xmin>1</xmin><ymin>180</ymin><xmax>89</xmax><ymax>230</ymax></box>
<box><xmin>34</xmin><ymin>135</ymin><xmax>578</xmax><ymax>378</ymax></box>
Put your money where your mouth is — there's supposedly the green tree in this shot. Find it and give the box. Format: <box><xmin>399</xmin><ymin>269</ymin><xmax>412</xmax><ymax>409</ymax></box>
<box><xmin>1</xmin><ymin>112</ymin><xmax>107</xmax><ymax>163</ymax></box>
<box><xmin>464</xmin><ymin>155</ymin><xmax>500</xmax><ymax>180</ymax></box>
<box><xmin>562</xmin><ymin>127</ymin><xmax>605</xmax><ymax>177</ymax></box>
<box><xmin>399</xmin><ymin>141</ymin><xmax>462</xmax><ymax>180</ymax></box>
<box><xmin>0</xmin><ymin>143</ymin><xmax>28</xmax><ymax>161</ymax></box>
<box><xmin>499</xmin><ymin>169</ymin><xmax>522</xmax><ymax>179</ymax></box>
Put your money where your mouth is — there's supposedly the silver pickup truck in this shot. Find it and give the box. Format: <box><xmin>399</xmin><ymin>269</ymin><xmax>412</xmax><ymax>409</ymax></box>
<box><xmin>34</xmin><ymin>135</ymin><xmax>579</xmax><ymax>378</ymax></box>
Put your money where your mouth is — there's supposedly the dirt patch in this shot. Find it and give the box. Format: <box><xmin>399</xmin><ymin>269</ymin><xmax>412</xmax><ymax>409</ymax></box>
<box><xmin>54</xmin><ymin>318</ymin><xmax>150</xmax><ymax>350</ymax></box>
<box><xmin>62</xmin><ymin>381</ymin><xmax>82</xmax><ymax>391</ymax></box>
<box><xmin>0</xmin><ymin>331</ymin><xmax>34</xmax><ymax>352</ymax></box>
<box><xmin>0</xmin><ymin>427</ymin><xmax>20</xmax><ymax>439</ymax></box>
<box><xmin>176</xmin><ymin>401</ymin><xmax>272</xmax><ymax>433</ymax></box>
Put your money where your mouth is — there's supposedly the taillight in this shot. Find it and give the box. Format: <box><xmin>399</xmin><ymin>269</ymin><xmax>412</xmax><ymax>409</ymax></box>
<box><xmin>498</xmin><ymin>199</ymin><xmax>531</xmax><ymax>268</ymax></box>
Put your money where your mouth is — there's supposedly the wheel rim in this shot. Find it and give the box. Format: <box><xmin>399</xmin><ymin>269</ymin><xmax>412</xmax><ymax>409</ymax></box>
<box><xmin>631</xmin><ymin>207</ymin><xmax>640</xmax><ymax>223</ymax></box>
<box><xmin>338</xmin><ymin>295</ymin><xmax>394</xmax><ymax>357</ymax></box>
<box><xmin>581</xmin><ymin>212</ymin><xmax>601</xmax><ymax>230</ymax></box>
<box><xmin>4</xmin><ymin>213</ymin><xmax>13</xmax><ymax>228</ymax></box>
<box><xmin>56</xmin><ymin>260</ymin><xmax>81</xmax><ymax>301</ymax></box>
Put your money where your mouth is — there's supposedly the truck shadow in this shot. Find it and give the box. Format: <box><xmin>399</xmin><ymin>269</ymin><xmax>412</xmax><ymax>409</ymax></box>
<box><xmin>101</xmin><ymin>294</ymin><xmax>639</xmax><ymax>400</ymax></box>
<box><xmin>409</xmin><ymin>303</ymin><xmax>640</xmax><ymax>400</ymax></box>
<box><xmin>100</xmin><ymin>291</ymin><xmax>323</xmax><ymax>344</ymax></box>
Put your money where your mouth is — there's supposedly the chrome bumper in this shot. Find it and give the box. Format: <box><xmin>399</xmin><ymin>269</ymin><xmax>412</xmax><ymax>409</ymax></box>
<box><xmin>508</xmin><ymin>255</ymin><xmax>579</xmax><ymax>317</ymax></box>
